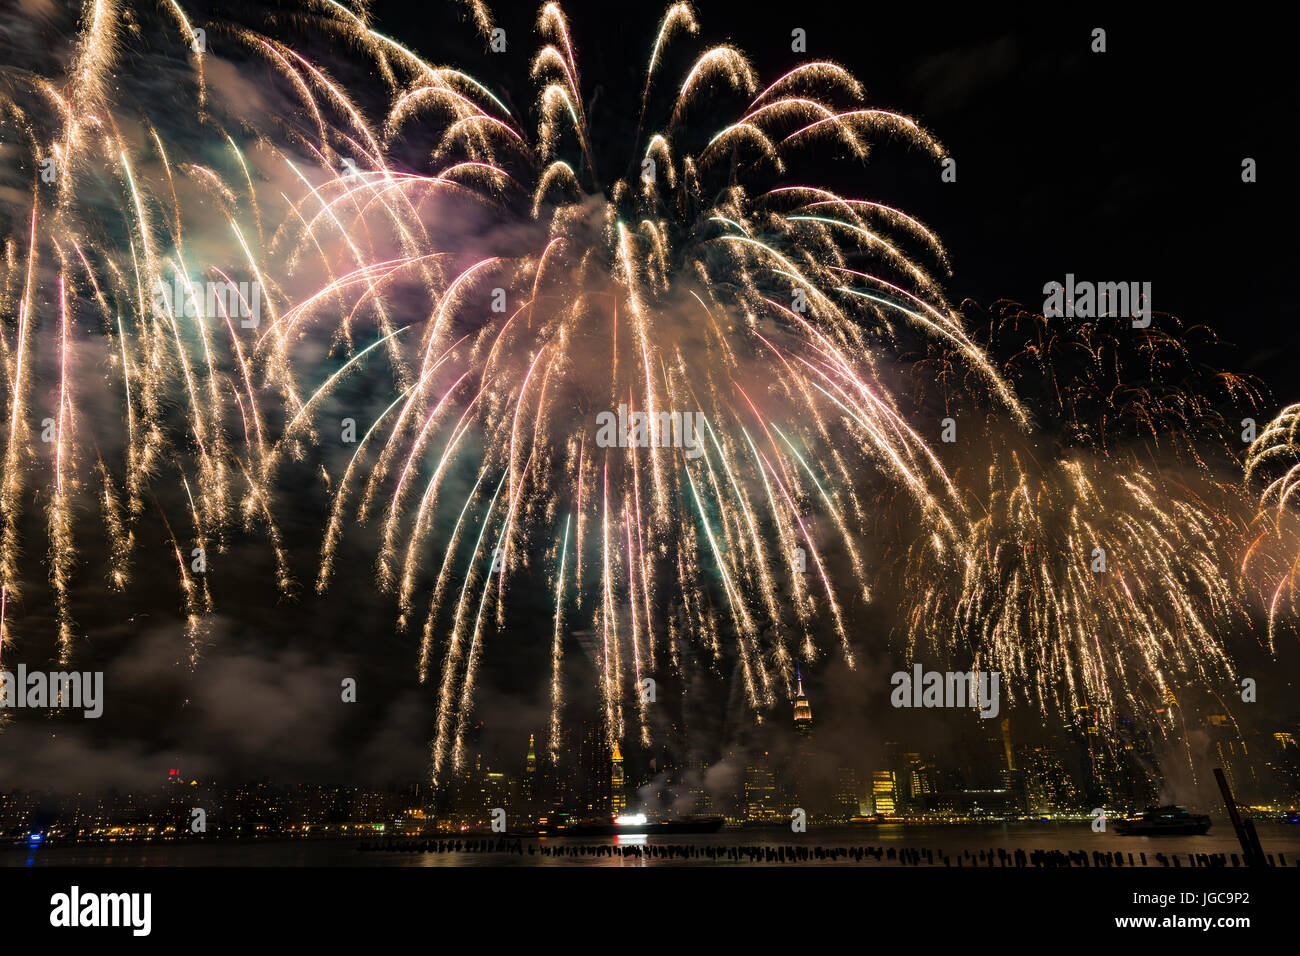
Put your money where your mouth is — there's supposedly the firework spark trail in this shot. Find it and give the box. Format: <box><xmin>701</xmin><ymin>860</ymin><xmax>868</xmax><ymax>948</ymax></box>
<box><xmin>0</xmin><ymin>209</ymin><xmax>38</xmax><ymax>653</ymax></box>
<box><xmin>438</xmin><ymin>470</ymin><xmax>507</xmax><ymax>776</ymax></box>
<box><xmin>0</xmin><ymin>0</ymin><xmax>1040</xmax><ymax>768</ymax></box>
<box><xmin>47</xmin><ymin>272</ymin><xmax>76</xmax><ymax>661</ymax></box>
<box><xmin>241</xmin><ymin>0</ymin><xmax>1041</xmax><ymax>775</ymax></box>
<box><xmin>0</xmin><ymin>3</ymin><xmax>282</xmax><ymax>655</ymax></box>
<box><xmin>895</xmin><ymin>304</ymin><xmax>1264</xmax><ymax>733</ymax></box>
<box><xmin>1244</xmin><ymin>404</ymin><xmax>1300</xmax><ymax>643</ymax></box>
<box><xmin>548</xmin><ymin>513</ymin><xmax>571</xmax><ymax>758</ymax></box>
<box><xmin>900</xmin><ymin>452</ymin><xmax>1246</xmax><ymax>724</ymax></box>
<box><xmin>0</xmin><ymin>0</ymin><xmax>1259</xmax><ymax>781</ymax></box>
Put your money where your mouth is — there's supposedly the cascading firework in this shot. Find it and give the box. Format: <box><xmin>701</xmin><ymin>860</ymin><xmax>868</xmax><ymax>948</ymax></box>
<box><xmin>1</xmin><ymin>0</ymin><xmax>1267</xmax><ymax>783</ymax></box>
<box><xmin>896</xmin><ymin>303</ymin><xmax>1260</xmax><ymax>735</ymax></box>
<box><xmin>261</xmin><ymin>2</ymin><xmax>1032</xmax><ymax>780</ymax></box>
<box><xmin>1</xmin><ymin>1</ymin><xmax>1017</xmax><ymax>769</ymax></box>
<box><xmin>1244</xmin><ymin>404</ymin><xmax>1300</xmax><ymax>642</ymax></box>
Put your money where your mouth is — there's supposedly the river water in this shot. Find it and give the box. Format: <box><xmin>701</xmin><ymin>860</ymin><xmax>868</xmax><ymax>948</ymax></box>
<box><xmin>6</xmin><ymin>821</ymin><xmax>1300</xmax><ymax>866</ymax></box>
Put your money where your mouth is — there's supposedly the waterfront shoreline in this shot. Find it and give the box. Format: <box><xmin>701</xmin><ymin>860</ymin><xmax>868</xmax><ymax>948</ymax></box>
<box><xmin>7</xmin><ymin>823</ymin><xmax>1300</xmax><ymax>867</ymax></box>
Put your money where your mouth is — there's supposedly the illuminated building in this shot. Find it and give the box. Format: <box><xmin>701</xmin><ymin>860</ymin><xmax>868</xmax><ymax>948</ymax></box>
<box><xmin>905</xmin><ymin>754</ymin><xmax>938</xmax><ymax>810</ymax></box>
<box><xmin>1266</xmin><ymin>732</ymin><xmax>1300</xmax><ymax>805</ymax></box>
<box><xmin>997</xmin><ymin>718</ymin><xmax>1028</xmax><ymax>811</ymax></box>
<box><xmin>545</xmin><ymin>726</ymin><xmax>574</xmax><ymax>812</ymax></box>
<box><xmin>872</xmin><ymin>770</ymin><xmax>896</xmax><ymax>816</ymax></box>
<box><xmin>786</xmin><ymin>667</ymin><xmax>816</xmax><ymax>811</ymax></box>
<box><xmin>744</xmin><ymin>754</ymin><xmax>780</xmax><ymax>821</ymax></box>
<box><xmin>793</xmin><ymin>667</ymin><xmax>813</xmax><ymax>739</ymax></box>
<box><xmin>1016</xmin><ymin>745</ymin><xmax>1084</xmax><ymax>815</ymax></box>
<box><xmin>1063</xmin><ymin>705</ymin><xmax>1126</xmax><ymax>806</ymax></box>
<box><xmin>522</xmin><ymin>734</ymin><xmax>539</xmax><ymax>815</ymax></box>
<box><xmin>611</xmin><ymin>740</ymin><xmax>626</xmax><ymax>813</ymax></box>
<box><xmin>834</xmin><ymin>768</ymin><xmax>860</xmax><ymax>818</ymax></box>
<box><xmin>578</xmin><ymin>721</ymin><xmax>612</xmax><ymax>815</ymax></box>
<box><xmin>482</xmin><ymin>772</ymin><xmax>510</xmax><ymax>815</ymax></box>
<box><xmin>1206</xmin><ymin>714</ymin><xmax>1262</xmax><ymax>804</ymax></box>
<box><xmin>686</xmin><ymin>757</ymin><xmax>715</xmax><ymax>814</ymax></box>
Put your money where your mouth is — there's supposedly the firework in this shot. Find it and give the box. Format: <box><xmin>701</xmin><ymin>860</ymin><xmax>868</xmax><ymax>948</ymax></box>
<box><xmin>250</xmin><ymin>1</ymin><xmax>1049</xmax><ymax>779</ymax></box>
<box><xmin>916</xmin><ymin>302</ymin><xmax>1262</xmax><ymax>463</ymax></box>
<box><xmin>895</xmin><ymin>302</ymin><xmax>1260</xmax><ymax>734</ymax></box>
<box><xmin>1243</xmin><ymin>404</ymin><xmax>1300</xmax><ymax>641</ymax></box>
<box><xmin>4</xmin><ymin>1</ymin><xmax>998</xmax><ymax>765</ymax></box>
<box><xmin>0</xmin><ymin>1</ymin><xmax>364</xmax><ymax>661</ymax></box>
<box><xmin>1</xmin><ymin>0</ymin><xmax>1263</xmax><ymax>782</ymax></box>
<box><xmin>897</xmin><ymin>447</ymin><xmax>1248</xmax><ymax>727</ymax></box>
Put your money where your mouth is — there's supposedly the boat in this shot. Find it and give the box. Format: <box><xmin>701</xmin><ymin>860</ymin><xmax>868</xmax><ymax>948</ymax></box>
<box><xmin>1114</xmin><ymin>805</ymin><xmax>1211</xmax><ymax>836</ymax></box>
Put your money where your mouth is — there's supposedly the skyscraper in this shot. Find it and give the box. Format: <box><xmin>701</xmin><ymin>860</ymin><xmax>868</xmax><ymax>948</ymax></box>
<box><xmin>1016</xmin><ymin>745</ymin><xmax>1084</xmax><ymax>815</ymax></box>
<box><xmin>579</xmin><ymin>721</ymin><xmax>612</xmax><ymax>815</ymax></box>
<box><xmin>790</xmin><ymin>666</ymin><xmax>816</xmax><ymax>813</ymax></box>
<box><xmin>744</xmin><ymin>754</ymin><xmax>780</xmax><ymax>822</ymax></box>
<box><xmin>834</xmin><ymin>767</ymin><xmax>861</xmax><ymax>818</ymax></box>
<box><xmin>611</xmin><ymin>740</ymin><xmax>626</xmax><ymax>813</ymax></box>
<box><xmin>872</xmin><ymin>770</ymin><xmax>897</xmax><ymax>816</ymax></box>
<box><xmin>904</xmin><ymin>753</ymin><xmax>936</xmax><ymax>811</ymax></box>
<box><xmin>522</xmin><ymin>734</ymin><xmax>539</xmax><ymax>816</ymax></box>
<box><xmin>793</xmin><ymin>667</ymin><xmax>813</xmax><ymax>739</ymax></box>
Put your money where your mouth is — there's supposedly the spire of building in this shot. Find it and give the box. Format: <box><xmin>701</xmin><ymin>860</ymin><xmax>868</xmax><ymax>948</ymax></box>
<box><xmin>793</xmin><ymin>665</ymin><xmax>813</xmax><ymax>737</ymax></box>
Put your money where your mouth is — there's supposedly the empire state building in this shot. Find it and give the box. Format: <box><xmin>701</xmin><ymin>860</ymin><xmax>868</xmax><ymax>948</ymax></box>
<box><xmin>793</xmin><ymin>667</ymin><xmax>813</xmax><ymax>739</ymax></box>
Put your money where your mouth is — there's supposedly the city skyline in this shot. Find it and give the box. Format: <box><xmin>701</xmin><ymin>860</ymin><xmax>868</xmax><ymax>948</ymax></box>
<box><xmin>8</xmin><ymin>670</ymin><xmax>1300</xmax><ymax>845</ymax></box>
